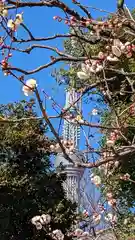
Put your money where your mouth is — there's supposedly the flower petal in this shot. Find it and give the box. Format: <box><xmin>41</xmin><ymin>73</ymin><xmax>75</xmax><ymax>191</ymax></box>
<box><xmin>112</xmin><ymin>45</ymin><xmax>122</xmax><ymax>57</ymax></box>
<box><xmin>77</xmin><ymin>71</ymin><xmax>89</xmax><ymax>80</ymax></box>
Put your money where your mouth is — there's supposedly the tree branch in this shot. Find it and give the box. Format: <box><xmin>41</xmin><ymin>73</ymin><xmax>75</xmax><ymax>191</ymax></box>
<box><xmin>7</xmin><ymin>56</ymin><xmax>87</xmax><ymax>75</ymax></box>
<box><xmin>77</xmin><ymin>146</ymin><xmax>135</xmax><ymax>168</ymax></box>
<box><xmin>7</xmin><ymin>0</ymin><xmax>83</xmax><ymax>21</ymax></box>
<box><xmin>35</xmin><ymin>88</ymin><xmax>73</xmax><ymax>163</ymax></box>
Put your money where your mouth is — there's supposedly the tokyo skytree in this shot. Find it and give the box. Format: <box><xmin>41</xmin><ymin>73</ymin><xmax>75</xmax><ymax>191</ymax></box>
<box><xmin>55</xmin><ymin>87</ymin><xmax>85</xmax><ymax>209</ymax></box>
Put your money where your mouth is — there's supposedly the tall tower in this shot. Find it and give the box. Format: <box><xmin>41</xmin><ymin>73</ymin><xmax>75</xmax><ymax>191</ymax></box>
<box><xmin>63</xmin><ymin>88</ymin><xmax>81</xmax><ymax>149</ymax></box>
<box><xmin>55</xmin><ymin>88</ymin><xmax>85</xmax><ymax>208</ymax></box>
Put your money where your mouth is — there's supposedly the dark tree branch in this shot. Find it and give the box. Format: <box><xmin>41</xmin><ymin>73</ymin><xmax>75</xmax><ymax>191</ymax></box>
<box><xmin>77</xmin><ymin>146</ymin><xmax>135</xmax><ymax>168</ymax></box>
<box><xmin>72</xmin><ymin>0</ymin><xmax>92</xmax><ymax>18</ymax></box>
<box><xmin>7</xmin><ymin>56</ymin><xmax>87</xmax><ymax>75</ymax></box>
<box><xmin>13</xmin><ymin>33</ymin><xmax>102</xmax><ymax>44</ymax></box>
<box><xmin>7</xmin><ymin>0</ymin><xmax>83</xmax><ymax>21</ymax></box>
<box><xmin>35</xmin><ymin>88</ymin><xmax>73</xmax><ymax>163</ymax></box>
<box><xmin>20</xmin><ymin>23</ymin><xmax>35</xmax><ymax>40</ymax></box>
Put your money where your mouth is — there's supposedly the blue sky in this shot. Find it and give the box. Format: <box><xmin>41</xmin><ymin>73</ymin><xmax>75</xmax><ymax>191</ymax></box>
<box><xmin>0</xmin><ymin>0</ymin><xmax>134</xmax><ymax>145</ymax></box>
<box><xmin>1</xmin><ymin>0</ymin><xmax>134</xmax><ymax>103</ymax></box>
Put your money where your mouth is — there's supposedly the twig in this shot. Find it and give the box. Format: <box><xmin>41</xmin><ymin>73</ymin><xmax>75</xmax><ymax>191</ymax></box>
<box><xmin>72</xmin><ymin>0</ymin><xmax>92</xmax><ymax>18</ymax></box>
<box><xmin>7</xmin><ymin>56</ymin><xmax>87</xmax><ymax>75</ymax></box>
<box><xmin>20</xmin><ymin>23</ymin><xmax>34</xmax><ymax>40</ymax></box>
<box><xmin>7</xmin><ymin>0</ymin><xmax>83</xmax><ymax>21</ymax></box>
<box><xmin>35</xmin><ymin>88</ymin><xmax>73</xmax><ymax>163</ymax></box>
<box><xmin>77</xmin><ymin>146</ymin><xmax>135</xmax><ymax>168</ymax></box>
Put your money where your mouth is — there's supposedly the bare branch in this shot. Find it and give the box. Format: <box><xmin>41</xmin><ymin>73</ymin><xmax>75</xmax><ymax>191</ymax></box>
<box><xmin>7</xmin><ymin>56</ymin><xmax>87</xmax><ymax>75</ymax></box>
<box><xmin>72</xmin><ymin>0</ymin><xmax>92</xmax><ymax>18</ymax></box>
<box><xmin>7</xmin><ymin>0</ymin><xmax>83</xmax><ymax>21</ymax></box>
<box><xmin>13</xmin><ymin>33</ymin><xmax>102</xmax><ymax>44</ymax></box>
<box><xmin>35</xmin><ymin>88</ymin><xmax>73</xmax><ymax>164</ymax></box>
<box><xmin>20</xmin><ymin>23</ymin><xmax>34</xmax><ymax>40</ymax></box>
<box><xmin>77</xmin><ymin>146</ymin><xmax>135</xmax><ymax>168</ymax></box>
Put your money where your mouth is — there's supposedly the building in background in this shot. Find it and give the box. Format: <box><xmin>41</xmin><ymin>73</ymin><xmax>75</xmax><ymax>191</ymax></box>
<box><xmin>55</xmin><ymin>88</ymin><xmax>85</xmax><ymax>209</ymax></box>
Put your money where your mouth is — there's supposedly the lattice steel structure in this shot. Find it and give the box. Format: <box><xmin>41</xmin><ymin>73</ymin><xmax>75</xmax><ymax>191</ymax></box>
<box><xmin>55</xmin><ymin>88</ymin><xmax>85</xmax><ymax>209</ymax></box>
<box><xmin>63</xmin><ymin>88</ymin><xmax>81</xmax><ymax>148</ymax></box>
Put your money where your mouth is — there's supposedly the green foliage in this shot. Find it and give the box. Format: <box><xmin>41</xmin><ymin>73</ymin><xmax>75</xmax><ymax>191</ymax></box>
<box><xmin>0</xmin><ymin>100</ymin><xmax>76</xmax><ymax>240</ymax></box>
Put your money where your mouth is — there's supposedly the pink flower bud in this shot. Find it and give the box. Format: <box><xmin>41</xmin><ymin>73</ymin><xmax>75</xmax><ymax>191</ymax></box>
<box><xmin>126</xmin><ymin>52</ymin><xmax>132</xmax><ymax>58</ymax></box>
<box><xmin>127</xmin><ymin>45</ymin><xmax>132</xmax><ymax>51</ymax></box>
<box><xmin>70</xmin><ymin>16</ymin><xmax>76</xmax><ymax>21</ymax></box>
<box><xmin>98</xmin><ymin>51</ymin><xmax>105</xmax><ymax>60</ymax></box>
<box><xmin>8</xmin><ymin>53</ymin><xmax>12</xmax><ymax>57</ymax></box>
<box><xmin>53</xmin><ymin>16</ymin><xmax>58</xmax><ymax>20</ymax></box>
<box><xmin>64</xmin><ymin>20</ymin><xmax>69</xmax><ymax>24</ymax></box>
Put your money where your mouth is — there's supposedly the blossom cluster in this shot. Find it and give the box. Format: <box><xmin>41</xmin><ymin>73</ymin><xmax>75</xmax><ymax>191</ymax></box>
<box><xmin>0</xmin><ymin>2</ymin><xmax>8</xmax><ymax>17</ymax></box>
<box><xmin>77</xmin><ymin>60</ymin><xmax>103</xmax><ymax>80</ymax></box>
<box><xmin>106</xmin><ymin>192</ymin><xmax>117</xmax><ymax>208</ymax></box>
<box><xmin>50</xmin><ymin>139</ymin><xmax>75</xmax><ymax>154</ymax></box>
<box><xmin>64</xmin><ymin>113</ymin><xmax>84</xmax><ymax>124</ymax></box>
<box><xmin>31</xmin><ymin>214</ymin><xmax>65</xmax><ymax>240</ymax></box>
<box><xmin>73</xmin><ymin>228</ymin><xmax>91</xmax><ymax>240</ymax></box>
<box><xmin>92</xmin><ymin>213</ymin><xmax>101</xmax><ymax>224</ymax></box>
<box><xmin>90</xmin><ymin>173</ymin><xmax>101</xmax><ymax>187</ymax></box>
<box><xmin>7</xmin><ymin>13</ymin><xmax>23</xmax><ymax>31</ymax></box>
<box><xmin>22</xmin><ymin>79</ymin><xmax>37</xmax><ymax>96</ymax></box>
<box><xmin>106</xmin><ymin>130</ymin><xmax>119</xmax><ymax>147</ymax></box>
<box><xmin>104</xmin><ymin>213</ymin><xmax>117</xmax><ymax>225</ymax></box>
<box><xmin>120</xmin><ymin>173</ymin><xmax>130</xmax><ymax>181</ymax></box>
<box><xmin>31</xmin><ymin>214</ymin><xmax>51</xmax><ymax>230</ymax></box>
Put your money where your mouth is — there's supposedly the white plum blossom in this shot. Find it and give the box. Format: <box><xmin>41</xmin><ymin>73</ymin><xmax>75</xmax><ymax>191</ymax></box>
<box><xmin>108</xmin><ymin>198</ymin><xmax>116</xmax><ymax>207</ymax></box>
<box><xmin>35</xmin><ymin>222</ymin><xmax>42</xmax><ymax>230</ymax></box>
<box><xmin>120</xmin><ymin>173</ymin><xmax>130</xmax><ymax>181</ymax></box>
<box><xmin>112</xmin><ymin>45</ymin><xmax>122</xmax><ymax>57</ymax></box>
<box><xmin>7</xmin><ymin>19</ymin><xmax>15</xmax><ymax>30</ymax></box>
<box><xmin>7</xmin><ymin>13</ymin><xmax>23</xmax><ymax>30</ymax></box>
<box><xmin>77</xmin><ymin>63</ymin><xmax>91</xmax><ymax>80</ymax></box>
<box><xmin>50</xmin><ymin>144</ymin><xmax>55</xmax><ymax>151</ymax></box>
<box><xmin>107</xmin><ymin>55</ymin><xmax>119</xmax><ymax>62</ymax></box>
<box><xmin>2</xmin><ymin>9</ymin><xmax>8</xmax><ymax>17</ymax></box>
<box><xmin>95</xmin><ymin>64</ymin><xmax>103</xmax><ymax>73</ymax></box>
<box><xmin>52</xmin><ymin>229</ymin><xmax>64</xmax><ymax>240</ymax></box>
<box><xmin>92</xmin><ymin>108</ymin><xmax>98</xmax><ymax>115</ymax></box>
<box><xmin>114</xmin><ymin>160</ymin><xmax>119</xmax><ymax>167</ymax></box>
<box><xmin>15</xmin><ymin>13</ymin><xmax>23</xmax><ymax>25</ymax></box>
<box><xmin>22</xmin><ymin>79</ymin><xmax>37</xmax><ymax>96</ymax></box>
<box><xmin>93</xmin><ymin>213</ymin><xmax>101</xmax><ymax>224</ymax></box>
<box><xmin>113</xmin><ymin>39</ymin><xmax>123</xmax><ymax>47</ymax></box>
<box><xmin>98</xmin><ymin>51</ymin><xmax>105</xmax><ymax>60</ymax></box>
<box><xmin>50</xmin><ymin>139</ymin><xmax>75</xmax><ymax>154</ymax></box>
<box><xmin>124</xmin><ymin>218</ymin><xmax>128</xmax><ymax>225</ymax></box>
<box><xmin>31</xmin><ymin>215</ymin><xmax>41</xmax><ymax>225</ymax></box>
<box><xmin>77</xmin><ymin>71</ymin><xmax>89</xmax><ymax>80</ymax></box>
<box><xmin>31</xmin><ymin>214</ymin><xmax>51</xmax><ymax>230</ymax></box>
<box><xmin>40</xmin><ymin>214</ymin><xmax>51</xmax><ymax>225</ymax></box>
<box><xmin>82</xmin><ymin>232</ymin><xmax>90</xmax><ymax>237</ymax></box>
<box><xmin>106</xmin><ymin>192</ymin><xmax>113</xmax><ymax>200</ymax></box>
<box><xmin>125</xmin><ymin>41</ymin><xmax>131</xmax><ymax>46</ymax></box>
<box><xmin>105</xmin><ymin>213</ymin><xmax>117</xmax><ymax>224</ymax></box>
<box><xmin>74</xmin><ymin>228</ymin><xmax>83</xmax><ymax>237</ymax></box>
<box><xmin>77</xmin><ymin>62</ymin><xmax>91</xmax><ymax>80</ymax></box>
<box><xmin>77</xmin><ymin>61</ymin><xmax>103</xmax><ymax>80</ymax></box>
<box><xmin>106</xmin><ymin>139</ymin><xmax>115</xmax><ymax>147</ymax></box>
<box><xmin>91</xmin><ymin>175</ymin><xmax>101</xmax><ymax>186</ymax></box>
<box><xmin>31</xmin><ymin>215</ymin><xmax>43</xmax><ymax>230</ymax></box>
<box><xmin>112</xmin><ymin>39</ymin><xmax>125</xmax><ymax>57</ymax></box>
